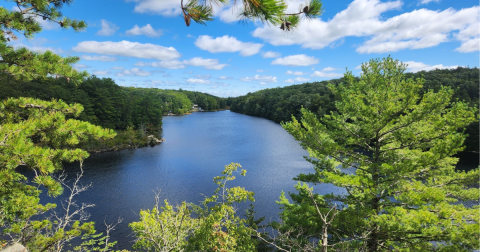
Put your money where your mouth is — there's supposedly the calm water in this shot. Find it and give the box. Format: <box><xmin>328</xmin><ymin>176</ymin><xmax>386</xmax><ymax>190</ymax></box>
<box><xmin>40</xmin><ymin>110</ymin><xmax>479</xmax><ymax>250</ymax></box>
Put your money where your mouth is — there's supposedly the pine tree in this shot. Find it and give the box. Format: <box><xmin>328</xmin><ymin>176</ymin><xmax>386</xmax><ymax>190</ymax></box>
<box><xmin>179</xmin><ymin>0</ymin><xmax>323</xmax><ymax>31</ymax></box>
<box><xmin>0</xmin><ymin>0</ymin><xmax>87</xmax><ymax>83</ymax></box>
<box><xmin>280</xmin><ymin>57</ymin><xmax>479</xmax><ymax>251</ymax></box>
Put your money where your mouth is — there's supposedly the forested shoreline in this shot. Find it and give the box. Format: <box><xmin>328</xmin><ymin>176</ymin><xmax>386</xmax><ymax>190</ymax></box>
<box><xmin>0</xmin><ymin>76</ymin><xmax>227</xmax><ymax>152</ymax></box>
<box><xmin>230</xmin><ymin>67</ymin><xmax>479</xmax><ymax>152</ymax></box>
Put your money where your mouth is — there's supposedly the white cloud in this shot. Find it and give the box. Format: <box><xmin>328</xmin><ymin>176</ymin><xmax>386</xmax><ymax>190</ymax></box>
<box><xmin>96</xmin><ymin>20</ymin><xmax>119</xmax><ymax>36</ymax></box>
<box><xmin>322</xmin><ymin>67</ymin><xmax>340</xmax><ymax>71</ymax></box>
<box><xmin>194</xmin><ymin>74</ymin><xmax>211</xmax><ymax>80</ymax></box>
<box><xmin>93</xmin><ymin>70</ymin><xmax>110</xmax><ymax>76</ymax></box>
<box><xmin>125</xmin><ymin>24</ymin><xmax>162</xmax><ymax>37</ymax></box>
<box><xmin>218</xmin><ymin>76</ymin><xmax>233</xmax><ymax>80</ymax></box>
<box><xmin>404</xmin><ymin>61</ymin><xmax>459</xmax><ymax>73</ymax></box>
<box><xmin>73</xmin><ymin>64</ymin><xmax>90</xmax><ymax>70</ymax></box>
<box><xmin>195</xmin><ymin>35</ymin><xmax>263</xmax><ymax>56</ymax></box>
<box><xmin>286</xmin><ymin>70</ymin><xmax>307</xmax><ymax>75</ymax></box>
<box><xmin>117</xmin><ymin>68</ymin><xmax>152</xmax><ymax>77</ymax></box>
<box><xmin>272</xmin><ymin>54</ymin><xmax>319</xmax><ymax>66</ymax></box>
<box><xmin>311</xmin><ymin>71</ymin><xmax>343</xmax><ymax>78</ymax></box>
<box><xmin>126</xmin><ymin>0</ymin><xmax>180</xmax><ymax>16</ymax></box>
<box><xmin>262</xmin><ymin>51</ymin><xmax>281</xmax><ymax>58</ymax></box>
<box><xmin>240</xmin><ymin>75</ymin><xmax>277</xmax><ymax>83</ymax></box>
<box><xmin>285</xmin><ymin>77</ymin><xmax>310</xmax><ymax>83</ymax></box>
<box><xmin>135</xmin><ymin>57</ymin><xmax>227</xmax><ymax>70</ymax></box>
<box><xmin>186</xmin><ymin>78</ymin><xmax>210</xmax><ymax>84</ymax></box>
<box><xmin>73</xmin><ymin>41</ymin><xmax>181</xmax><ymax>60</ymax></box>
<box><xmin>259</xmin><ymin>82</ymin><xmax>268</xmax><ymax>85</ymax></box>
<box><xmin>215</xmin><ymin>4</ymin><xmax>244</xmax><ymax>23</ymax></box>
<box><xmin>81</xmin><ymin>55</ymin><xmax>118</xmax><ymax>62</ymax></box>
<box><xmin>136</xmin><ymin>60</ymin><xmax>185</xmax><ymax>69</ymax></box>
<box><xmin>418</xmin><ymin>0</ymin><xmax>440</xmax><ymax>5</ymax></box>
<box><xmin>183</xmin><ymin>57</ymin><xmax>228</xmax><ymax>70</ymax></box>
<box><xmin>253</xmin><ymin>0</ymin><xmax>479</xmax><ymax>54</ymax></box>
<box><xmin>111</xmin><ymin>66</ymin><xmax>124</xmax><ymax>70</ymax></box>
<box><xmin>454</xmin><ymin>21</ymin><xmax>479</xmax><ymax>53</ymax></box>
<box><xmin>19</xmin><ymin>45</ymin><xmax>63</xmax><ymax>53</ymax></box>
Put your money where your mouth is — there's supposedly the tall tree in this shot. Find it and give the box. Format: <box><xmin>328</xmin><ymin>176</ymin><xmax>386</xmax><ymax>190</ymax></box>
<box><xmin>280</xmin><ymin>57</ymin><xmax>479</xmax><ymax>251</ymax></box>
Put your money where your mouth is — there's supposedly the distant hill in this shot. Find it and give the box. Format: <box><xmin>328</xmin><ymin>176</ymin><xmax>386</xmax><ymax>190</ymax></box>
<box><xmin>230</xmin><ymin>67</ymin><xmax>479</xmax><ymax>152</ymax></box>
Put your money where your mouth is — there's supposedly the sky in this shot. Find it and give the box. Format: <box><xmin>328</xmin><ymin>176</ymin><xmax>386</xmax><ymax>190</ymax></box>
<box><xmin>8</xmin><ymin>0</ymin><xmax>479</xmax><ymax>97</ymax></box>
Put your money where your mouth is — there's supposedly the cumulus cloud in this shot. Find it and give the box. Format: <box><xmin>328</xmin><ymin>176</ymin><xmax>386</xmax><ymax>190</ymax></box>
<box><xmin>454</xmin><ymin>21</ymin><xmax>479</xmax><ymax>53</ymax></box>
<box><xmin>418</xmin><ymin>0</ymin><xmax>440</xmax><ymax>5</ymax></box>
<box><xmin>218</xmin><ymin>76</ymin><xmax>233</xmax><ymax>80</ymax></box>
<box><xmin>240</xmin><ymin>75</ymin><xmax>277</xmax><ymax>83</ymax></box>
<box><xmin>125</xmin><ymin>24</ymin><xmax>162</xmax><ymax>37</ymax></box>
<box><xmin>135</xmin><ymin>57</ymin><xmax>227</xmax><ymax>70</ymax></box>
<box><xmin>262</xmin><ymin>51</ymin><xmax>281</xmax><ymax>58</ymax></box>
<box><xmin>93</xmin><ymin>70</ymin><xmax>110</xmax><ymax>76</ymax></box>
<box><xmin>284</xmin><ymin>77</ymin><xmax>310</xmax><ymax>83</ymax></box>
<box><xmin>286</xmin><ymin>70</ymin><xmax>307</xmax><ymax>75</ymax></box>
<box><xmin>73</xmin><ymin>41</ymin><xmax>181</xmax><ymax>60</ymax></box>
<box><xmin>96</xmin><ymin>20</ymin><xmax>119</xmax><ymax>36</ymax></box>
<box><xmin>127</xmin><ymin>0</ymin><xmax>180</xmax><ymax>15</ymax></box>
<box><xmin>322</xmin><ymin>67</ymin><xmax>340</xmax><ymax>71</ymax></box>
<box><xmin>253</xmin><ymin>0</ymin><xmax>479</xmax><ymax>54</ymax></box>
<box><xmin>404</xmin><ymin>61</ymin><xmax>459</xmax><ymax>73</ymax></box>
<box><xmin>116</xmin><ymin>68</ymin><xmax>152</xmax><ymax>76</ymax></box>
<box><xmin>81</xmin><ymin>55</ymin><xmax>118</xmax><ymax>62</ymax></box>
<box><xmin>193</xmin><ymin>74</ymin><xmax>211</xmax><ymax>80</ymax></box>
<box><xmin>186</xmin><ymin>78</ymin><xmax>210</xmax><ymax>84</ymax></box>
<box><xmin>183</xmin><ymin>57</ymin><xmax>228</xmax><ymax>70</ymax></box>
<box><xmin>195</xmin><ymin>35</ymin><xmax>263</xmax><ymax>56</ymax></box>
<box><xmin>73</xmin><ymin>64</ymin><xmax>90</xmax><ymax>69</ymax></box>
<box><xmin>311</xmin><ymin>71</ymin><xmax>343</xmax><ymax>78</ymax></box>
<box><xmin>110</xmin><ymin>66</ymin><xmax>124</xmax><ymax>70</ymax></box>
<box><xmin>272</xmin><ymin>54</ymin><xmax>319</xmax><ymax>66</ymax></box>
<box><xmin>136</xmin><ymin>60</ymin><xmax>185</xmax><ymax>69</ymax></box>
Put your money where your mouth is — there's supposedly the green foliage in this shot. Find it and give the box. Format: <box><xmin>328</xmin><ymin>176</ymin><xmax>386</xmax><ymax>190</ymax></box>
<box><xmin>183</xmin><ymin>0</ymin><xmax>214</xmax><ymax>26</ymax></box>
<box><xmin>230</xmin><ymin>67</ymin><xmax>479</xmax><ymax>152</ymax></box>
<box><xmin>280</xmin><ymin>57</ymin><xmax>479</xmax><ymax>251</ymax></box>
<box><xmin>130</xmin><ymin>163</ymin><xmax>259</xmax><ymax>252</ymax></box>
<box><xmin>0</xmin><ymin>97</ymin><xmax>116</xmax><ymax>251</ymax></box>
<box><xmin>180</xmin><ymin>0</ymin><xmax>323</xmax><ymax>30</ymax></box>
<box><xmin>0</xmin><ymin>0</ymin><xmax>87</xmax><ymax>82</ymax></box>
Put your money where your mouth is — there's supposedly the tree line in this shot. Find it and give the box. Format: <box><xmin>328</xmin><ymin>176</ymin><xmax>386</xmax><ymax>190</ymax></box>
<box><xmin>1</xmin><ymin>0</ymin><xmax>478</xmax><ymax>250</ymax></box>
<box><xmin>0</xmin><ymin>76</ymin><xmax>227</xmax><ymax>133</ymax></box>
<box><xmin>230</xmin><ymin>67</ymin><xmax>479</xmax><ymax>152</ymax></box>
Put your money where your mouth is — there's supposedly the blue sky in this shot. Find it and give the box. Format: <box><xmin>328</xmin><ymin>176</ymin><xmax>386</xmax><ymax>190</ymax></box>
<box><xmin>9</xmin><ymin>0</ymin><xmax>479</xmax><ymax>97</ymax></box>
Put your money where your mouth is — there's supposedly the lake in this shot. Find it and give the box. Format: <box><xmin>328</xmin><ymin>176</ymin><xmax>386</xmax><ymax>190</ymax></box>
<box><xmin>45</xmin><ymin>110</ymin><xmax>479</xmax><ymax>250</ymax></box>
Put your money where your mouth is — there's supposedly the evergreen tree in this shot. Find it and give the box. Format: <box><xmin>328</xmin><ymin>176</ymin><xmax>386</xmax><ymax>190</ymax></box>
<box><xmin>0</xmin><ymin>97</ymin><xmax>116</xmax><ymax>251</ymax></box>
<box><xmin>280</xmin><ymin>57</ymin><xmax>479</xmax><ymax>251</ymax></box>
<box><xmin>179</xmin><ymin>0</ymin><xmax>323</xmax><ymax>31</ymax></box>
<box><xmin>0</xmin><ymin>0</ymin><xmax>87</xmax><ymax>83</ymax></box>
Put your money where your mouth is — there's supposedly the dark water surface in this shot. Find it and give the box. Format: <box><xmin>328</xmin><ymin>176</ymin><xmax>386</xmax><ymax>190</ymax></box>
<box><xmin>52</xmin><ymin>111</ymin><xmax>338</xmax><ymax>249</ymax></box>
<box><xmin>42</xmin><ymin>111</ymin><xmax>479</xmax><ymax>250</ymax></box>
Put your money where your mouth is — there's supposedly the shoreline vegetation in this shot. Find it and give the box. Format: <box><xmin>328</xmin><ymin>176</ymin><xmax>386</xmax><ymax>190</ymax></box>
<box><xmin>0</xmin><ymin>76</ymin><xmax>229</xmax><ymax>153</ymax></box>
<box><xmin>230</xmin><ymin>67</ymin><xmax>479</xmax><ymax>153</ymax></box>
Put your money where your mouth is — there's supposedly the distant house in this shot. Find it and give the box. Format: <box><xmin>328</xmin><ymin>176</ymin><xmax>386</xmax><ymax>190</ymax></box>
<box><xmin>192</xmin><ymin>104</ymin><xmax>198</xmax><ymax>109</ymax></box>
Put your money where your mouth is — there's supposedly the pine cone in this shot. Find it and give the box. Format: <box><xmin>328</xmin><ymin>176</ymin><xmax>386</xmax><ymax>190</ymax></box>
<box><xmin>303</xmin><ymin>6</ymin><xmax>309</xmax><ymax>13</ymax></box>
<box><xmin>184</xmin><ymin>13</ymin><xmax>191</xmax><ymax>27</ymax></box>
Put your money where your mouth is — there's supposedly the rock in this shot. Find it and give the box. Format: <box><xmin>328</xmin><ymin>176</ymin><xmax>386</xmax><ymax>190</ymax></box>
<box><xmin>1</xmin><ymin>243</ymin><xmax>28</xmax><ymax>252</ymax></box>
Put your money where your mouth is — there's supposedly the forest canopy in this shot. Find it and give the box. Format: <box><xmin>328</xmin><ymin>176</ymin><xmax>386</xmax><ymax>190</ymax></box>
<box><xmin>230</xmin><ymin>67</ymin><xmax>479</xmax><ymax>152</ymax></box>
